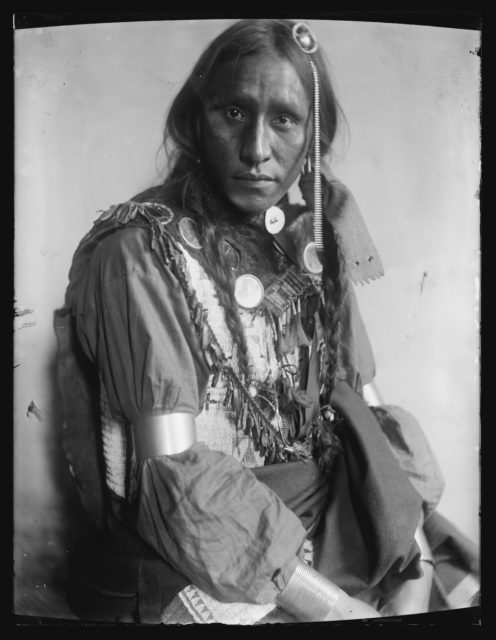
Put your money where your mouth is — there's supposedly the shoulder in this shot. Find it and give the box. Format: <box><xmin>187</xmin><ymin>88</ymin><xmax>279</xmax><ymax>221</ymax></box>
<box><xmin>79</xmin><ymin>193</ymin><xmax>180</xmax><ymax>285</ymax></box>
<box><xmin>92</xmin><ymin>225</ymin><xmax>152</xmax><ymax>279</ymax></box>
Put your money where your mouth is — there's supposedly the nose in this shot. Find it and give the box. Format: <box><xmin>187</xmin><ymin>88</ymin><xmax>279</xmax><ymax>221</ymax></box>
<box><xmin>240</xmin><ymin>118</ymin><xmax>271</xmax><ymax>166</ymax></box>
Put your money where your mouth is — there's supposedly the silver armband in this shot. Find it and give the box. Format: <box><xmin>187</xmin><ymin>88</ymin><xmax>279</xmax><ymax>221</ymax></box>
<box><xmin>362</xmin><ymin>383</ymin><xmax>383</xmax><ymax>407</ymax></box>
<box><xmin>275</xmin><ymin>560</ymin><xmax>342</xmax><ymax>622</ymax></box>
<box><xmin>132</xmin><ymin>412</ymin><xmax>197</xmax><ymax>462</ymax></box>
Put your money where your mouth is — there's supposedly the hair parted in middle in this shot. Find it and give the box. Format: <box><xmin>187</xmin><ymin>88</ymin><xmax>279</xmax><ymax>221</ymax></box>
<box><xmin>164</xmin><ymin>18</ymin><xmax>342</xmax><ymax>189</ymax></box>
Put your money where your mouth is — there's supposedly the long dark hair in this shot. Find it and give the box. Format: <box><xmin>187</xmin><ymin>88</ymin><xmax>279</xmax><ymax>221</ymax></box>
<box><xmin>164</xmin><ymin>19</ymin><xmax>341</xmax><ymax>186</ymax></box>
<box><xmin>162</xmin><ymin>19</ymin><xmax>347</xmax><ymax>402</ymax></box>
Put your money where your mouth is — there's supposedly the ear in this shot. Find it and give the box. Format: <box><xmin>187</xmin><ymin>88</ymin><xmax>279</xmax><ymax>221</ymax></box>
<box><xmin>301</xmin><ymin>126</ymin><xmax>314</xmax><ymax>173</ymax></box>
<box><xmin>302</xmin><ymin>124</ymin><xmax>313</xmax><ymax>173</ymax></box>
<box><xmin>301</xmin><ymin>156</ymin><xmax>312</xmax><ymax>175</ymax></box>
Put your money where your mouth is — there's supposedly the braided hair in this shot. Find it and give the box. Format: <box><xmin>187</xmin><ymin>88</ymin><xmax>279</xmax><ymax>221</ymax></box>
<box><xmin>320</xmin><ymin>215</ymin><xmax>349</xmax><ymax>404</ymax></box>
<box><xmin>175</xmin><ymin>168</ymin><xmax>252</xmax><ymax>382</ymax></box>
<box><xmin>162</xmin><ymin>18</ymin><xmax>348</xmax><ymax>398</ymax></box>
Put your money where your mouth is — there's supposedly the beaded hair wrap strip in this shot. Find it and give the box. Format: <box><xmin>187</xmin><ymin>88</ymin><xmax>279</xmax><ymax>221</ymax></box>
<box><xmin>292</xmin><ymin>22</ymin><xmax>323</xmax><ymax>255</ymax></box>
<box><xmin>292</xmin><ymin>24</ymin><xmax>384</xmax><ymax>285</ymax></box>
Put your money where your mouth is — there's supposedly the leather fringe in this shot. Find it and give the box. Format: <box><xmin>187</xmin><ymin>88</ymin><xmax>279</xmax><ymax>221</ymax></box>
<box><xmin>88</xmin><ymin>200</ymin><xmax>342</xmax><ymax>470</ymax></box>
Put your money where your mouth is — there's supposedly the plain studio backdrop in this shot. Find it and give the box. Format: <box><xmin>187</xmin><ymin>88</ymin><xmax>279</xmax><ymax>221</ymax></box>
<box><xmin>14</xmin><ymin>18</ymin><xmax>480</xmax><ymax>617</ymax></box>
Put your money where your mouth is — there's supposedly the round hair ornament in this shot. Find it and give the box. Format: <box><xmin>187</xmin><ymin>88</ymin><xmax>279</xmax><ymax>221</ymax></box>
<box><xmin>292</xmin><ymin>22</ymin><xmax>318</xmax><ymax>54</ymax></box>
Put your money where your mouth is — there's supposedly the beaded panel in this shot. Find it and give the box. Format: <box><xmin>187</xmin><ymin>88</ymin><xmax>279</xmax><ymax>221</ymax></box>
<box><xmin>100</xmin><ymin>384</ymin><xmax>136</xmax><ymax>500</ymax></box>
<box><xmin>181</xmin><ymin>247</ymin><xmax>300</xmax><ymax>463</ymax></box>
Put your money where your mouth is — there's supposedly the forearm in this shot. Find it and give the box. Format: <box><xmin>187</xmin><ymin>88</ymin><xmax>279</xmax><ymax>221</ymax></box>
<box><xmin>132</xmin><ymin>412</ymin><xmax>379</xmax><ymax>621</ymax></box>
<box><xmin>133</xmin><ymin>413</ymin><xmax>306</xmax><ymax>604</ymax></box>
<box><xmin>274</xmin><ymin>557</ymin><xmax>379</xmax><ymax>621</ymax></box>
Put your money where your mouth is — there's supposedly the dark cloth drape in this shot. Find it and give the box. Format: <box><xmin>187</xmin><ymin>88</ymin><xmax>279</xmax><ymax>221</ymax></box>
<box><xmin>253</xmin><ymin>381</ymin><xmax>423</xmax><ymax>598</ymax></box>
<box><xmin>310</xmin><ymin>381</ymin><xmax>423</xmax><ymax>596</ymax></box>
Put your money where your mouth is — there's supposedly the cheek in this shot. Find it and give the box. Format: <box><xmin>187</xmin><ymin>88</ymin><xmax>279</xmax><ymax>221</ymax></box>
<box><xmin>275</xmin><ymin>133</ymin><xmax>309</xmax><ymax>174</ymax></box>
<box><xmin>203</xmin><ymin>119</ymin><xmax>236</xmax><ymax>163</ymax></box>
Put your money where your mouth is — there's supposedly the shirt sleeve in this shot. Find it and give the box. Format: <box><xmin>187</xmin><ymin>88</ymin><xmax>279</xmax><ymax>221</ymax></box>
<box><xmin>137</xmin><ymin>443</ymin><xmax>306</xmax><ymax>604</ymax></box>
<box><xmin>71</xmin><ymin>222</ymin><xmax>307</xmax><ymax>604</ymax></box>
<box><xmin>72</xmin><ymin>225</ymin><xmax>211</xmax><ymax>423</ymax></box>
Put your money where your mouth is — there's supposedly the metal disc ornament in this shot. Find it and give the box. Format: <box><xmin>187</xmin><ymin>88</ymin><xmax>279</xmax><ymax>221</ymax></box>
<box><xmin>265</xmin><ymin>206</ymin><xmax>285</xmax><ymax>235</ymax></box>
<box><xmin>303</xmin><ymin>241</ymin><xmax>323</xmax><ymax>274</ymax></box>
<box><xmin>292</xmin><ymin>22</ymin><xmax>318</xmax><ymax>54</ymax></box>
<box><xmin>222</xmin><ymin>240</ymin><xmax>240</xmax><ymax>271</ymax></box>
<box><xmin>234</xmin><ymin>274</ymin><xmax>265</xmax><ymax>309</ymax></box>
<box><xmin>179</xmin><ymin>217</ymin><xmax>202</xmax><ymax>249</ymax></box>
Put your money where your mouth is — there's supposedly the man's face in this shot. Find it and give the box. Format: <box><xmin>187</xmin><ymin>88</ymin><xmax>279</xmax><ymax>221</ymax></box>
<box><xmin>201</xmin><ymin>52</ymin><xmax>312</xmax><ymax>217</ymax></box>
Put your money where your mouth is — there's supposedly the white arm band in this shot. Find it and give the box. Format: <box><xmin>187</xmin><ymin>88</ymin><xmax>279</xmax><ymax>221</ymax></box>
<box><xmin>362</xmin><ymin>382</ymin><xmax>383</xmax><ymax>407</ymax></box>
<box><xmin>132</xmin><ymin>412</ymin><xmax>197</xmax><ymax>462</ymax></box>
<box><xmin>275</xmin><ymin>560</ymin><xmax>343</xmax><ymax>622</ymax></box>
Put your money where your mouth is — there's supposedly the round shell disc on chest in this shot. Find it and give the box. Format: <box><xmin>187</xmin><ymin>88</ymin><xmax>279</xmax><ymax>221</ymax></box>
<box><xmin>234</xmin><ymin>274</ymin><xmax>265</xmax><ymax>309</ymax></box>
<box><xmin>264</xmin><ymin>206</ymin><xmax>286</xmax><ymax>235</ymax></box>
<box><xmin>179</xmin><ymin>217</ymin><xmax>202</xmax><ymax>249</ymax></box>
<box><xmin>222</xmin><ymin>240</ymin><xmax>240</xmax><ymax>271</ymax></box>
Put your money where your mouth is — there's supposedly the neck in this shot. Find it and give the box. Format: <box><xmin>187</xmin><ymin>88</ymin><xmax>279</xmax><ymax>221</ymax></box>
<box><xmin>245</xmin><ymin>209</ymin><xmax>266</xmax><ymax>228</ymax></box>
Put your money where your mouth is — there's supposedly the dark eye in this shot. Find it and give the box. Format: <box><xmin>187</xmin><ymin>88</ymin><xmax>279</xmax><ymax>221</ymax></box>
<box><xmin>274</xmin><ymin>114</ymin><xmax>297</xmax><ymax>128</ymax></box>
<box><xmin>224</xmin><ymin>107</ymin><xmax>245</xmax><ymax>121</ymax></box>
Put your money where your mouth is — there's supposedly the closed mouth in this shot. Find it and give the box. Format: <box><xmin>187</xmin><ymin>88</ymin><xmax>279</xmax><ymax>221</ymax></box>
<box><xmin>233</xmin><ymin>173</ymin><xmax>275</xmax><ymax>182</ymax></box>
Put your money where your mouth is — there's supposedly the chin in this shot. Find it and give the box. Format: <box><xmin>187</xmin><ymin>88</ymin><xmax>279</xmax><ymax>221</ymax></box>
<box><xmin>228</xmin><ymin>192</ymin><xmax>279</xmax><ymax>217</ymax></box>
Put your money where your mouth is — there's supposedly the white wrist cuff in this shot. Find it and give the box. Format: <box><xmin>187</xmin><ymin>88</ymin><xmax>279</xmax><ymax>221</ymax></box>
<box><xmin>275</xmin><ymin>560</ymin><xmax>342</xmax><ymax>622</ymax></box>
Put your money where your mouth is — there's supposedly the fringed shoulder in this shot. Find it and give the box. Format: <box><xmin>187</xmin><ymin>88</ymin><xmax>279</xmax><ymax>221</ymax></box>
<box><xmin>64</xmin><ymin>196</ymin><xmax>178</xmax><ymax>308</ymax></box>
